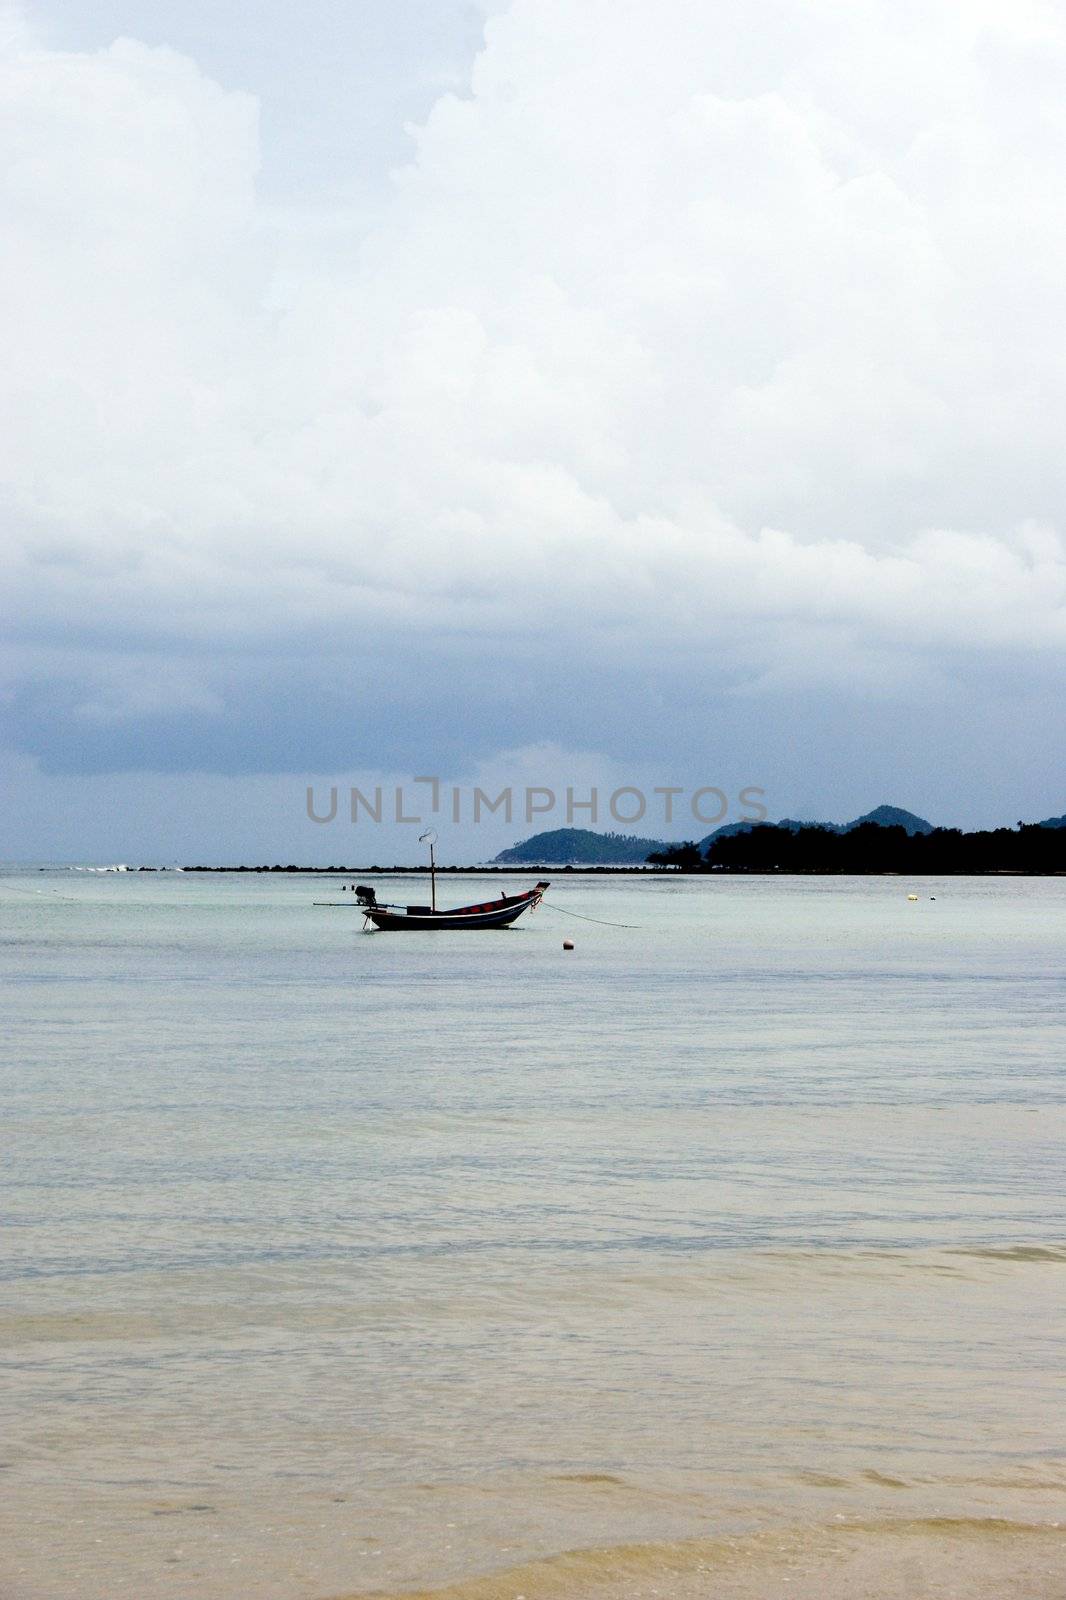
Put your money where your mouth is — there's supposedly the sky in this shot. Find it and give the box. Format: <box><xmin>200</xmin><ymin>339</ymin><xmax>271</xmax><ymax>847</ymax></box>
<box><xmin>2</xmin><ymin>0</ymin><xmax>1065</xmax><ymax>863</ymax></box>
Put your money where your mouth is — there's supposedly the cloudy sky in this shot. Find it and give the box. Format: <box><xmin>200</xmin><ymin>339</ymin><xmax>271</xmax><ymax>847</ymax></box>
<box><xmin>2</xmin><ymin>0</ymin><xmax>1065</xmax><ymax>862</ymax></box>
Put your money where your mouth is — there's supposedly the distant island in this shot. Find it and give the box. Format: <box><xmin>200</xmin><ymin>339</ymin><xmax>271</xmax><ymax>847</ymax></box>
<box><xmin>493</xmin><ymin>804</ymin><xmax>1066</xmax><ymax>874</ymax></box>
<box><xmin>653</xmin><ymin>815</ymin><xmax>1066</xmax><ymax>874</ymax></box>
<box><xmin>493</xmin><ymin>828</ymin><xmax>670</xmax><ymax>866</ymax></box>
<box><xmin>495</xmin><ymin>805</ymin><xmax>935</xmax><ymax>864</ymax></box>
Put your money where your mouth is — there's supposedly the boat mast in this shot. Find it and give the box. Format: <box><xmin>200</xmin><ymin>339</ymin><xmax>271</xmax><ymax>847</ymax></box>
<box><xmin>419</xmin><ymin>829</ymin><xmax>437</xmax><ymax>912</ymax></box>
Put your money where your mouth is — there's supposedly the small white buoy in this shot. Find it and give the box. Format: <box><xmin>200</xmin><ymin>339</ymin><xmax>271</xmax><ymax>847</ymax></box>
<box><xmin>563</xmin><ymin>939</ymin><xmax>575</xmax><ymax>950</ymax></box>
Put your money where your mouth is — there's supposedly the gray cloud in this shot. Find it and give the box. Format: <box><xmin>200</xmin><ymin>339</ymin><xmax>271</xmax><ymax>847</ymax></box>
<box><xmin>2</xmin><ymin>0</ymin><xmax>1065</xmax><ymax>853</ymax></box>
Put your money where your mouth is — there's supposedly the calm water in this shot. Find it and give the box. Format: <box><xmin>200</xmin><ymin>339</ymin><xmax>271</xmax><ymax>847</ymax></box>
<box><xmin>1</xmin><ymin>870</ymin><xmax>1064</xmax><ymax>1599</ymax></box>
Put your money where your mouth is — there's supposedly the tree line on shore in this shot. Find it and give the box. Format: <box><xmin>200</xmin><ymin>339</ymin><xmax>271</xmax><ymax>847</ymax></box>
<box><xmin>647</xmin><ymin>820</ymin><xmax>1066</xmax><ymax>873</ymax></box>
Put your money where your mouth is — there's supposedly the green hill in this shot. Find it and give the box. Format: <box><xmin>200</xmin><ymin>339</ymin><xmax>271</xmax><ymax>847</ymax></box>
<box><xmin>699</xmin><ymin>803</ymin><xmax>932</xmax><ymax>849</ymax></box>
<box><xmin>492</xmin><ymin>828</ymin><xmax>667</xmax><ymax>865</ymax></box>
<box><xmin>843</xmin><ymin>805</ymin><xmax>933</xmax><ymax>834</ymax></box>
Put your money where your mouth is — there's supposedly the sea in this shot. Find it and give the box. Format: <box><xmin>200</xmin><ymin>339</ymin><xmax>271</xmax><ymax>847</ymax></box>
<box><xmin>1</xmin><ymin>868</ymin><xmax>1064</xmax><ymax>1599</ymax></box>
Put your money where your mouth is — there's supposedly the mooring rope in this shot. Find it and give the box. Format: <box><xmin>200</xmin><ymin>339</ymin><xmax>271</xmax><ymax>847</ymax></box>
<box><xmin>540</xmin><ymin>900</ymin><xmax>640</xmax><ymax>929</ymax></box>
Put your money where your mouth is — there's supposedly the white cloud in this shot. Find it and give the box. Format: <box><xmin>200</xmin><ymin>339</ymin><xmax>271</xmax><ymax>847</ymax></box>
<box><xmin>2</xmin><ymin>0</ymin><xmax>1066</xmax><ymax>740</ymax></box>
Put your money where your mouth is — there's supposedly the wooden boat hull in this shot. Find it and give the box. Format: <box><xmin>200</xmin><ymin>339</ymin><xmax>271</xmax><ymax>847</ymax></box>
<box><xmin>363</xmin><ymin>885</ymin><xmax>547</xmax><ymax>931</ymax></box>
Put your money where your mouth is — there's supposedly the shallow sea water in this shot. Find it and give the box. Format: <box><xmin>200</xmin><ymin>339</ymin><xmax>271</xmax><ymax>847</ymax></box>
<box><xmin>1</xmin><ymin>870</ymin><xmax>1064</xmax><ymax>1598</ymax></box>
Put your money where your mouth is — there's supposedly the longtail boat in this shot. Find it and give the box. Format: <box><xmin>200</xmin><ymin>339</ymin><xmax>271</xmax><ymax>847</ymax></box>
<box><xmin>351</xmin><ymin>830</ymin><xmax>548</xmax><ymax>930</ymax></box>
<box><xmin>355</xmin><ymin>880</ymin><xmax>548</xmax><ymax>931</ymax></box>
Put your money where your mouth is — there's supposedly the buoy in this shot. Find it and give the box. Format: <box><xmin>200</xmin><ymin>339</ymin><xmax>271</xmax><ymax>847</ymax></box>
<box><xmin>563</xmin><ymin>939</ymin><xmax>575</xmax><ymax>950</ymax></box>
<box><xmin>907</xmin><ymin>893</ymin><xmax>919</xmax><ymax>901</ymax></box>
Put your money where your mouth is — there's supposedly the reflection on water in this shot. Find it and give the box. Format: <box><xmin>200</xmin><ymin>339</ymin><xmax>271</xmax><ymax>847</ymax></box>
<box><xmin>1</xmin><ymin>872</ymin><xmax>1064</xmax><ymax>1598</ymax></box>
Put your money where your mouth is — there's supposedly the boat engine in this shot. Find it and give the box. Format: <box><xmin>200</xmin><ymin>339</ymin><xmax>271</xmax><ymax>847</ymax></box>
<box><xmin>354</xmin><ymin>885</ymin><xmax>378</xmax><ymax>907</ymax></box>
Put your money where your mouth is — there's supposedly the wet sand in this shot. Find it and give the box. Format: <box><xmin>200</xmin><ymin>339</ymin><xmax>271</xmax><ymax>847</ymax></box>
<box><xmin>337</xmin><ymin>1520</ymin><xmax>1066</xmax><ymax>1600</ymax></box>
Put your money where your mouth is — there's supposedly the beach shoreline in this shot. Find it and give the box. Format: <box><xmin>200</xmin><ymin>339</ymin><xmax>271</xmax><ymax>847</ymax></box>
<box><xmin>330</xmin><ymin>1519</ymin><xmax>1066</xmax><ymax>1600</ymax></box>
